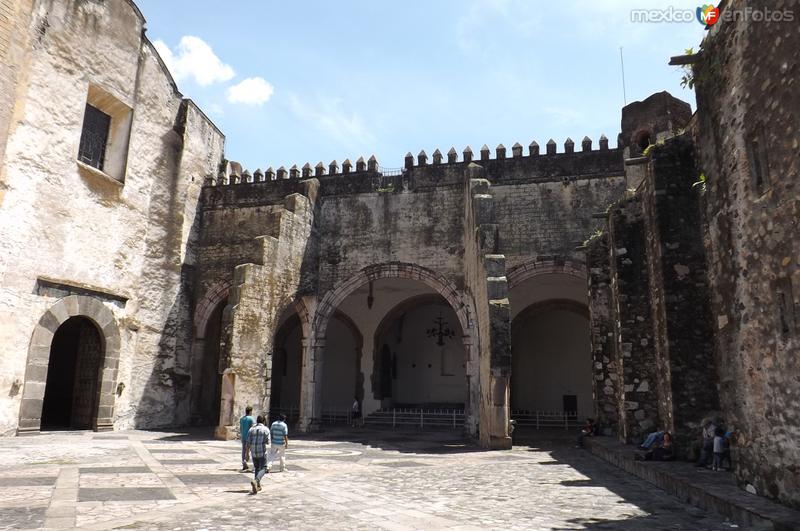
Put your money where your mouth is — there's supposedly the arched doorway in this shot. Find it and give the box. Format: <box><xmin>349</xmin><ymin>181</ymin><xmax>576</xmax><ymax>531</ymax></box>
<box><xmin>270</xmin><ymin>312</ymin><xmax>303</xmax><ymax>421</ymax></box>
<box><xmin>310</xmin><ymin>268</ymin><xmax>475</xmax><ymax>432</ymax></box>
<box><xmin>511</xmin><ymin>301</ymin><xmax>591</xmax><ymax>416</ymax></box>
<box><xmin>19</xmin><ymin>295</ymin><xmax>121</xmax><ymax>434</ymax></box>
<box><xmin>508</xmin><ymin>263</ymin><xmax>592</xmax><ymax>425</ymax></box>
<box><xmin>41</xmin><ymin>317</ymin><xmax>104</xmax><ymax>430</ymax></box>
<box><xmin>192</xmin><ymin>299</ymin><xmax>226</xmax><ymax>426</ymax></box>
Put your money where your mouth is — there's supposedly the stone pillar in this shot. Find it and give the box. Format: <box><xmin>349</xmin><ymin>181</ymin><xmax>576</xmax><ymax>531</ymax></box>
<box><xmin>586</xmin><ymin>233</ymin><xmax>620</xmax><ymax>435</ymax></box>
<box><xmin>641</xmin><ymin>136</ymin><xmax>719</xmax><ymax>449</ymax></box>
<box><xmin>214</xmin><ymin>370</ymin><xmax>237</xmax><ymax>439</ymax></box>
<box><xmin>608</xmin><ymin>198</ymin><xmax>660</xmax><ymax>443</ymax></box>
<box><xmin>298</xmin><ymin>337</ymin><xmax>325</xmax><ymax>432</ymax></box>
<box><xmin>463</xmin><ymin>335</ymin><xmax>480</xmax><ymax>435</ymax></box>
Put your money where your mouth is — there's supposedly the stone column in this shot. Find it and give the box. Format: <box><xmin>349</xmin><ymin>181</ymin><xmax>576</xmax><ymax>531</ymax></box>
<box><xmin>298</xmin><ymin>337</ymin><xmax>325</xmax><ymax>431</ymax></box>
<box><xmin>608</xmin><ymin>198</ymin><xmax>660</xmax><ymax>443</ymax></box>
<box><xmin>463</xmin><ymin>335</ymin><xmax>480</xmax><ymax>435</ymax></box>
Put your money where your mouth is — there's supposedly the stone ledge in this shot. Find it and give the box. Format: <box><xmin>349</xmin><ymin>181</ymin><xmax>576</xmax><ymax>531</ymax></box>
<box><xmin>584</xmin><ymin>437</ymin><xmax>800</xmax><ymax>530</ymax></box>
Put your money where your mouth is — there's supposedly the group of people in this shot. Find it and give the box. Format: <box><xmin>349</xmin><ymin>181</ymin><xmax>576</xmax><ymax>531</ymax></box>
<box><xmin>696</xmin><ymin>417</ymin><xmax>734</xmax><ymax>471</ymax></box>
<box><xmin>238</xmin><ymin>407</ymin><xmax>289</xmax><ymax>495</ymax></box>
<box><xmin>636</xmin><ymin>430</ymin><xmax>675</xmax><ymax>461</ymax></box>
<box><xmin>634</xmin><ymin>416</ymin><xmax>734</xmax><ymax>470</ymax></box>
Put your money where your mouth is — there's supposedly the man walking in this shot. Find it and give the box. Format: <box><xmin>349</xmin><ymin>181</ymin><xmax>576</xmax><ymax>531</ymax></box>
<box><xmin>268</xmin><ymin>414</ymin><xmax>289</xmax><ymax>472</ymax></box>
<box><xmin>239</xmin><ymin>406</ymin><xmax>255</xmax><ymax>471</ymax></box>
<box><xmin>245</xmin><ymin>415</ymin><xmax>270</xmax><ymax>494</ymax></box>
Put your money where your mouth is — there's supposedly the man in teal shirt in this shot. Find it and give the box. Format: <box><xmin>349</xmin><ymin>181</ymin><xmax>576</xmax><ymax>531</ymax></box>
<box><xmin>239</xmin><ymin>406</ymin><xmax>255</xmax><ymax>471</ymax></box>
<box><xmin>268</xmin><ymin>414</ymin><xmax>289</xmax><ymax>472</ymax></box>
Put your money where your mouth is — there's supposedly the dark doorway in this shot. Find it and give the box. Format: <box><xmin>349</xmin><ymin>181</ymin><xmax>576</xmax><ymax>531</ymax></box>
<box><xmin>194</xmin><ymin>300</ymin><xmax>225</xmax><ymax>426</ymax></box>
<box><xmin>563</xmin><ymin>395</ymin><xmax>578</xmax><ymax>415</ymax></box>
<box><xmin>41</xmin><ymin>317</ymin><xmax>104</xmax><ymax>430</ymax></box>
<box><xmin>270</xmin><ymin>313</ymin><xmax>302</xmax><ymax>423</ymax></box>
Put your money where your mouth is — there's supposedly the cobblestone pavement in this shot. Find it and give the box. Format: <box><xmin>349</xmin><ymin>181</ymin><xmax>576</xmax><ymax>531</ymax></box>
<box><xmin>0</xmin><ymin>429</ymin><xmax>750</xmax><ymax>530</ymax></box>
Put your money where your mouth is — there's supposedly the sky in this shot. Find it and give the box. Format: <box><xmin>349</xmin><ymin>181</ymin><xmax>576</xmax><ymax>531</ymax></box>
<box><xmin>135</xmin><ymin>0</ymin><xmax>708</xmax><ymax>171</ymax></box>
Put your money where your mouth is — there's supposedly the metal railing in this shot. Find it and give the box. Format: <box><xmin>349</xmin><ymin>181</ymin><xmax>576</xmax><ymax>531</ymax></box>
<box><xmin>377</xmin><ymin>166</ymin><xmax>404</xmax><ymax>177</ymax></box>
<box><xmin>511</xmin><ymin>410</ymin><xmax>583</xmax><ymax>430</ymax></box>
<box><xmin>364</xmin><ymin>407</ymin><xmax>465</xmax><ymax>429</ymax></box>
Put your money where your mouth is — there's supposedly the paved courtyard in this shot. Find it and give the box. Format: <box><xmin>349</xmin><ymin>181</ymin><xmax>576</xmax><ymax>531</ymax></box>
<box><xmin>0</xmin><ymin>428</ymin><xmax>749</xmax><ymax>530</ymax></box>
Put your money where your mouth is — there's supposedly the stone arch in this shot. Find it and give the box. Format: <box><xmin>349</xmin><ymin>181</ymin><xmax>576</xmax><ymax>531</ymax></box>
<box><xmin>18</xmin><ymin>295</ymin><xmax>121</xmax><ymax>433</ymax></box>
<box><xmin>507</xmin><ymin>257</ymin><xmax>587</xmax><ymax>290</ymax></box>
<box><xmin>313</xmin><ymin>262</ymin><xmax>474</xmax><ymax>341</ymax></box>
<box><xmin>511</xmin><ymin>299</ymin><xmax>590</xmax><ymax>326</ymax></box>
<box><xmin>194</xmin><ymin>279</ymin><xmax>232</xmax><ymax>339</ymax></box>
<box><xmin>302</xmin><ymin>262</ymin><xmax>478</xmax><ymax>432</ymax></box>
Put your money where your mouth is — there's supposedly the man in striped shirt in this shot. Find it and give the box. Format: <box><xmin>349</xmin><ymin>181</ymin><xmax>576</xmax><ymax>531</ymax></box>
<box><xmin>245</xmin><ymin>415</ymin><xmax>270</xmax><ymax>494</ymax></box>
<box><xmin>268</xmin><ymin>414</ymin><xmax>289</xmax><ymax>472</ymax></box>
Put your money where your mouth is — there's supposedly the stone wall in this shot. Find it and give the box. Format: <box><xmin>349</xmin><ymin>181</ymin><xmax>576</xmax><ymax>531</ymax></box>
<box><xmin>0</xmin><ymin>0</ymin><xmax>33</xmax><ymax>188</ymax></box>
<box><xmin>607</xmin><ymin>197</ymin><xmax>660</xmax><ymax>442</ymax></box>
<box><xmin>639</xmin><ymin>136</ymin><xmax>718</xmax><ymax>450</ymax></box>
<box><xmin>0</xmin><ymin>0</ymin><xmax>224</xmax><ymax>435</ymax></box>
<box><xmin>463</xmin><ymin>164</ymin><xmax>511</xmax><ymax>448</ymax></box>
<box><xmin>586</xmin><ymin>233</ymin><xmax>619</xmax><ymax>434</ymax></box>
<box><xmin>693</xmin><ymin>0</ymin><xmax>800</xmax><ymax>507</ymax></box>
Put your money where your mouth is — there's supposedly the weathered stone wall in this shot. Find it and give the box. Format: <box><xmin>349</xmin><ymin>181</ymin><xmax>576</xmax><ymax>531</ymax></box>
<box><xmin>607</xmin><ymin>197</ymin><xmax>660</xmax><ymax>442</ymax></box>
<box><xmin>0</xmin><ymin>0</ymin><xmax>34</xmax><ymax>188</ymax></box>
<box><xmin>694</xmin><ymin>0</ymin><xmax>800</xmax><ymax>507</ymax></box>
<box><xmin>217</xmin><ymin>187</ymin><xmax>317</xmax><ymax>437</ymax></box>
<box><xmin>494</xmin><ymin>176</ymin><xmax>626</xmax><ymax>272</ymax></box>
<box><xmin>0</xmin><ymin>0</ymin><xmax>224</xmax><ymax>434</ymax></box>
<box><xmin>316</xmin><ymin>186</ymin><xmax>466</xmax><ymax>292</ymax></box>
<box><xmin>639</xmin><ymin>136</ymin><xmax>719</xmax><ymax>451</ymax></box>
<box><xmin>200</xmin><ymin>142</ymin><xmax>627</xmax><ymax>445</ymax></box>
<box><xmin>462</xmin><ymin>164</ymin><xmax>511</xmax><ymax>448</ymax></box>
<box><xmin>586</xmin><ymin>233</ymin><xmax>619</xmax><ymax>434</ymax></box>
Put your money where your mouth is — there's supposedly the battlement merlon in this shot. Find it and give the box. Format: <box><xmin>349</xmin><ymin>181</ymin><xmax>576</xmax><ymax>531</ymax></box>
<box><xmin>206</xmin><ymin>134</ymin><xmax>621</xmax><ymax>188</ymax></box>
<box><xmin>201</xmin><ymin>136</ymin><xmax>624</xmax><ymax>210</ymax></box>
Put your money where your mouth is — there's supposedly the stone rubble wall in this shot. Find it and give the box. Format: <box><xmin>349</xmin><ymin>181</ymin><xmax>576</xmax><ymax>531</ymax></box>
<box><xmin>639</xmin><ymin>136</ymin><xmax>719</xmax><ymax>451</ymax></box>
<box><xmin>607</xmin><ymin>197</ymin><xmax>660</xmax><ymax>442</ymax></box>
<box><xmin>585</xmin><ymin>233</ymin><xmax>620</xmax><ymax>434</ymax></box>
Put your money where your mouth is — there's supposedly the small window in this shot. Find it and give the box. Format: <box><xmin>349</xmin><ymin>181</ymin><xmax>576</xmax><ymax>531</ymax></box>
<box><xmin>747</xmin><ymin>129</ymin><xmax>770</xmax><ymax>194</ymax></box>
<box><xmin>76</xmin><ymin>84</ymin><xmax>133</xmax><ymax>183</ymax></box>
<box><xmin>78</xmin><ymin>104</ymin><xmax>111</xmax><ymax>171</ymax></box>
<box><xmin>776</xmin><ymin>277</ymin><xmax>796</xmax><ymax>339</ymax></box>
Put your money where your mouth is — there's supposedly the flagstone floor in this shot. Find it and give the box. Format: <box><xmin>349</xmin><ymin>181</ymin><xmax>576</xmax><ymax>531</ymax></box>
<box><xmin>0</xmin><ymin>428</ymin><xmax>748</xmax><ymax>530</ymax></box>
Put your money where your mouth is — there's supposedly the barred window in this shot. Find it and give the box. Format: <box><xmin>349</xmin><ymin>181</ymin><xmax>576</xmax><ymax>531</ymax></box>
<box><xmin>78</xmin><ymin>104</ymin><xmax>111</xmax><ymax>171</ymax></box>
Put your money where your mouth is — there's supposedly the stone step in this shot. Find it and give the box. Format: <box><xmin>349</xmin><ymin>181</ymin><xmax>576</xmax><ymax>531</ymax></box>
<box><xmin>584</xmin><ymin>437</ymin><xmax>800</xmax><ymax>530</ymax></box>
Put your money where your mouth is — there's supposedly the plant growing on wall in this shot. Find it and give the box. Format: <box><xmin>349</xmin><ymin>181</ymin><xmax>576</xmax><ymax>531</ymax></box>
<box><xmin>680</xmin><ymin>48</ymin><xmax>696</xmax><ymax>89</ymax></box>
<box><xmin>693</xmin><ymin>172</ymin><xmax>707</xmax><ymax>194</ymax></box>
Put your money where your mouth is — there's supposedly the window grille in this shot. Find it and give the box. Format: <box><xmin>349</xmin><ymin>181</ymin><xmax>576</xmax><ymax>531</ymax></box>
<box><xmin>78</xmin><ymin>104</ymin><xmax>111</xmax><ymax>171</ymax></box>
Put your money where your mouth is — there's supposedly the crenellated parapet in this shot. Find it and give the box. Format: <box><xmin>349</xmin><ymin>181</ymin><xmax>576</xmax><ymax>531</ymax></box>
<box><xmin>202</xmin><ymin>135</ymin><xmax>623</xmax><ymax>209</ymax></box>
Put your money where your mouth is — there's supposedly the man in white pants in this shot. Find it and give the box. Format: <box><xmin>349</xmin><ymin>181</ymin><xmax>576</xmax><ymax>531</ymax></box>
<box><xmin>268</xmin><ymin>413</ymin><xmax>289</xmax><ymax>472</ymax></box>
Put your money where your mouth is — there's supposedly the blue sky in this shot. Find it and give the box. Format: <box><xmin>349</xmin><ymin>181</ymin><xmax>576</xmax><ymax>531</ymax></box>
<box><xmin>136</xmin><ymin>0</ymin><xmax>707</xmax><ymax>170</ymax></box>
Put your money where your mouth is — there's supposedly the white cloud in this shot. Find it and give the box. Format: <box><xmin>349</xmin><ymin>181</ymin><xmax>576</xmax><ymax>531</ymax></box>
<box><xmin>226</xmin><ymin>77</ymin><xmax>275</xmax><ymax>106</ymax></box>
<box><xmin>286</xmin><ymin>94</ymin><xmax>374</xmax><ymax>149</ymax></box>
<box><xmin>153</xmin><ymin>36</ymin><xmax>235</xmax><ymax>86</ymax></box>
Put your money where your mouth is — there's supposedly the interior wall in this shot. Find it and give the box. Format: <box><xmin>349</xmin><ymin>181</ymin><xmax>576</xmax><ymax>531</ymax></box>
<box><xmin>511</xmin><ymin>306</ymin><xmax>592</xmax><ymax>415</ymax></box>
<box><xmin>321</xmin><ymin>316</ymin><xmax>359</xmax><ymax>411</ymax></box>
<box><xmin>335</xmin><ymin>278</ymin><xmax>436</xmax><ymax>414</ymax></box>
<box><xmin>379</xmin><ymin>303</ymin><xmax>466</xmax><ymax>406</ymax></box>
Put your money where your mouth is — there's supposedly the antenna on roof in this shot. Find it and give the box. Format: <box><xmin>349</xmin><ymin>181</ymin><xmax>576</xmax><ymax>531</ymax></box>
<box><xmin>620</xmin><ymin>46</ymin><xmax>627</xmax><ymax>106</ymax></box>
